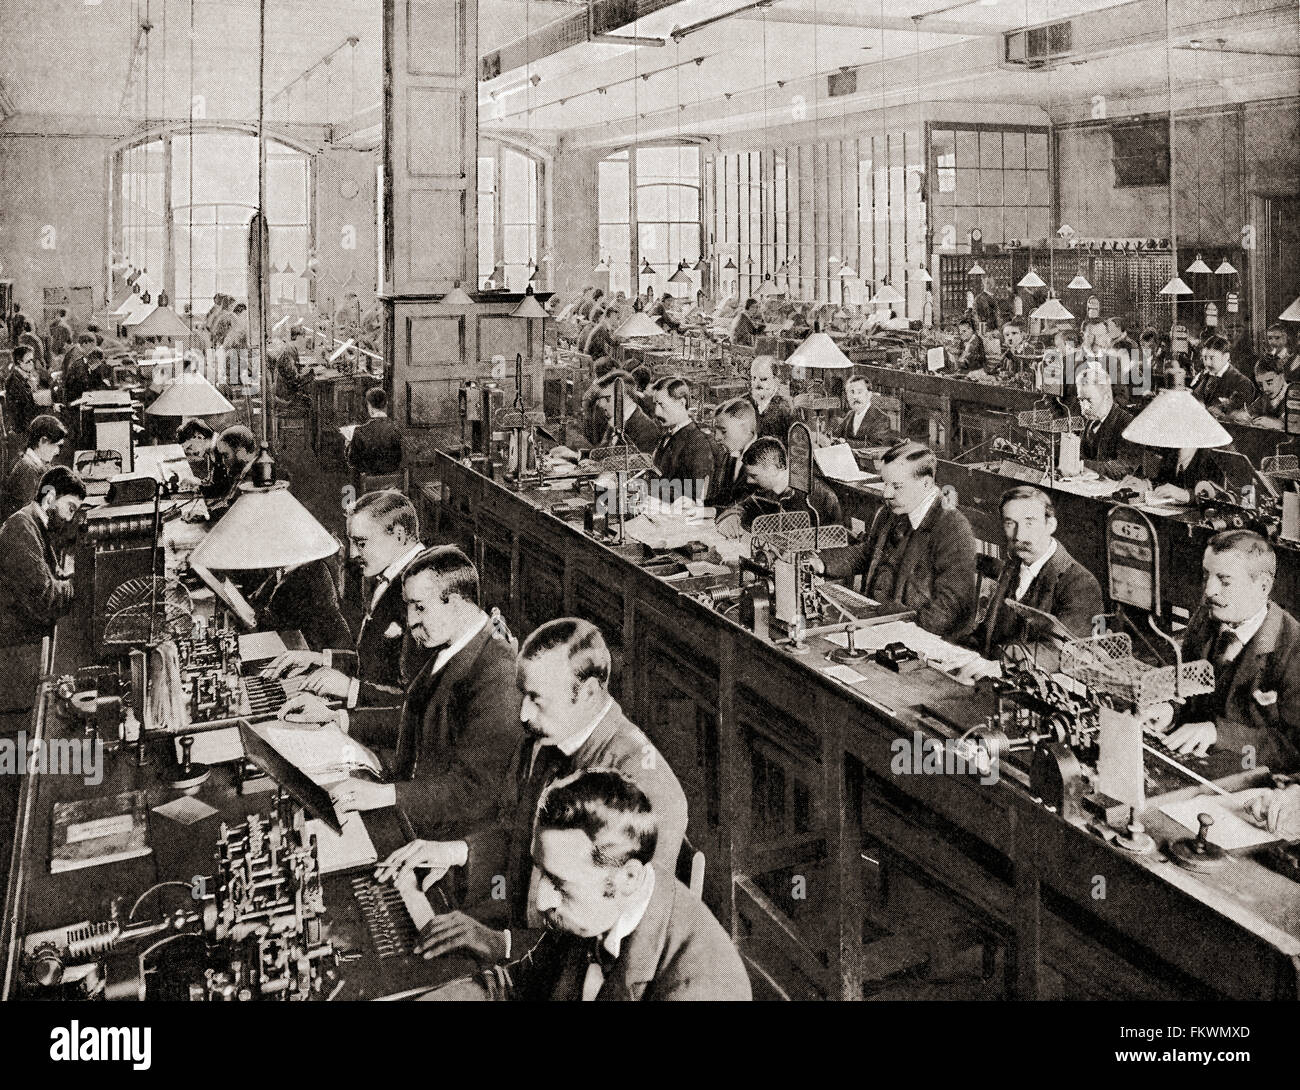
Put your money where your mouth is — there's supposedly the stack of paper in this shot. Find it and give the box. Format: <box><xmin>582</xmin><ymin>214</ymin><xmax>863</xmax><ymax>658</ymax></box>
<box><xmin>814</xmin><ymin>443</ymin><xmax>876</xmax><ymax>483</ymax></box>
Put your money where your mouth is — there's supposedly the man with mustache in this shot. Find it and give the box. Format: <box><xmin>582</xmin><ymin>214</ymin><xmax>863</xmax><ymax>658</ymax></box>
<box><xmin>958</xmin><ymin>486</ymin><xmax>1103</xmax><ymax>681</ymax></box>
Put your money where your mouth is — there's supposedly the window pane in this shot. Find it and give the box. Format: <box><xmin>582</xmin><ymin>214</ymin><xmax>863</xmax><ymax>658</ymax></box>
<box><xmin>598</xmin><ymin>158</ymin><xmax>629</xmax><ymax>223</ymax></box>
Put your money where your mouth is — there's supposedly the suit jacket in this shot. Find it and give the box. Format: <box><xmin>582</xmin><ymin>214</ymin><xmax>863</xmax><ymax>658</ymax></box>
<box><xmin>0</xmin><ymin>453</ymin><xmax>45</xmax><ymax>522</ymax></box>
<box><xmin>821</xmin><ymin>498</ymin><xmax>978</xmax><ymax>639</ymax></box>
<box><xmin>731</xmin><ymin>311</ymin><xmax>762</xmax><ymax>347</ymax></box>
<box><xmin>1191</xmin><ymin>364</ymin><xmax>1255</xmax><ymax>411</ymax></box>
<box><xmin>730</xmin><ymin>482</ymin><xmax>842</xmax><ymax>532</ymax></box>
<box><xmin>0</xmin><ymin>503</ymin><xmax>74</xmax><ymax>647</ymax></box>
<box><xmin>5</xmin><ymin>370</ymin><xmax>38</xmax><ymax>435</ymax></box>
<box><xmin>651</xmin><ymin>422</ymin><xmax>714</xmax><ymax>502</ymax></box>
<box><xmin>1247</xmin><ymin>390</ymin><xmax>1288</xmax><ymax>422</ymax></box>
<box><xmin>350</xmin><ymin>621</ymin><xmax>522</xmax><ymax>840</ymax></box>
<box><xmin>1081</xmin><ymin>403</ymin><xmax>1139</xmax><ymax>478</ymax></box>
<box><xmin>1151</xmin><ymin>447</ymin><xmax>1224</xmax><ymax>493</ymax></box>
<box><xmin>976</xmin><ymin>541</ymin><xmax>1103</xmax><ymax>661</ymax></box>
<box><xmin>478</xmin><ymin>871</ymin><xmax>751</xmax><ymax>1001</ymax></box>
<box><xmin>956</xmin><ymin>334</ymin><xmax>987</xmax><ymax>373</ymax></box>
<box><xmin>332</xmin><ymin>560</ymin><xmax>431</xmax><ymax>708</ymax></box>
<box><xmin>49</xmin><ymin>320</ymin><xmax>74</xmax><ymax>359</ymax></box>
<box><xmin>602</xmin><ymin>405</ymin><xmax>660</xmax><ymax>454</ymax></box>
<box><xmin>1178</xmin><ymin>602</ymin><xmax>1300</xmax><ymax>773</ymax></box>
<box><xmin>707</xmin><ymin>447</ymin><xmax>757</xmax><ymax>510</ymax></box>
<box><xmin>839</xmin><ymin>404</ymin><xmax>891</xmax><ymax>447</ymax></box>
<box><xmin>347</xmin><ymin>416</ymin><xmax>404</xmax><ymax>477</ymax></box>
<box><xmin>253</xmin><ymin>560</ymin><xmax>352</xmax><ymax>653</ymax></box>
<box><xmin>468</xmin><ymin>699</ymin><xmax>689</xmax><ymax>930</ymax></box>
<box><xmin>749</xmin><ymin>394</ymin><xmax>795</xmax><ymax>442</ymax></box>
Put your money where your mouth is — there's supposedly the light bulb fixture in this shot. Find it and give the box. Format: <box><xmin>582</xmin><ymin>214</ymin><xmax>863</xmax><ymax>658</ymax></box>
<box><xmin>777</xmin><ymin>259</ymin><xmax>790</xmax><ymax>275</ymax></box>
<box><xmin>1068</xmin><ymin>271</ymin><xmax>1093</xmax><ymax>290</ymax></box>
<box><xmin>593</xmin><ymin>256</ymin><xmax>610</xmax><ymax>273</ymax></box>
<box><xmin>1213</xmin><ymin>259</ymin><xmax>1237</xmax><ymax>276</ymax></box>
<box><xmin>1018</xmin><ymin>268</ymin><xmax>1046</xmax><ymax>289</ymax></box>
<box><xmin>511</xmin><ymin>285</ymin><xmax>548</xmax><ymax>319</ymax></box>
<box><xmin>872</xmin><ymin>280</ymin><xmax>905</xmax><ymax>306</ymax></box>
<box><xmin>1030</xmin><ymin>292</ymin><xmax>1075</xmax><ymax>321</ymax></box>
<box><xmin>723</xmin><ymin>257</ymin><xmax>737</xmax><ymax>271</ymax></box>
<box><xmin>1279</xmin><ymin>296</ymin><xmax>1300</xmax><ymax>322</ymax></box>
<box><xmin>489</xmin><ymin>261</ymin><xmax>506</xmax><ymax>287</ymax></box>
<box><xmin>1158</xmin><ymin>276</ymin><xmax>1193</xmax><ymax>296</ymax></box>
<box><xmin>668</xmin><ymin>261</ymin><xmax>692</xmax><ymax>286</ymax></box>
<box><xmin>440</xmin><ymin>281</ymin><xmax>473</xmax><ymax>308</ymax></box>
<box><xmin>756</xmin><ymin>274</ymin><xmax>781</xmax><ymax>297</ymax></box>
<box><xmin>912</xmin><ymin>264</ymin><xmax>932</xmax><ymax>283</ymax></box>
<box><xmin>1185</xmin><ymin>253</ymin><xmax>1212</xmax><ymax>275</ymax></box>
<box><xmin>969</xmin><ymin>262</ymin><xmax>987</xmax><ymax>277</ymax></box>
<box><xmin>787</xmin><ymin>324</ymin><xmax>853</xmax><ymax>369</ymax></box>
<box><xmin>692</xmin><ymin>255</ymin><xmax>708</xmax><ymax>272</ymax></box>
<box><xmin>640</xmin><ymin>257</ymin><xmax>655</xmax><ymax>277</ymax></box>
<box><xmin>838</xmin><ymin>264</ymin><xmax>857</xmax><ymax>279</ymax></box>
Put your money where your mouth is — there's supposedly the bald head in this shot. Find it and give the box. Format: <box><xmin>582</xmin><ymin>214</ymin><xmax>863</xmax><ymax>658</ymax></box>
<box><xmin>1076</xmin><ymin>366</ymin><xmax>1114</xmax><ymax>421</ymax></box>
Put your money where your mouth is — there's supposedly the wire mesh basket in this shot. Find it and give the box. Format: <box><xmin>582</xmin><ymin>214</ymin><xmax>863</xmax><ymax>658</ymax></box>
<box><xmin>1015</xmin><ymin>408</ymin><xmax>1085</xmax><ymax>433</ymax></box>
<box><xmin>495</xmin><ymin>408</ymin><xmax>547</xmax><ymax>430</ymax></box>
<box><xmin>751</xmin><ymin>511</ymin><xmax>849</xmax><ymax>557</ymax></box>
<box><xmin>1262</xmin><ymin>454</ymin><xmax>1300</xmax><ymax>485</ymax></box>
<box><xmin>588</xmin><ymin>445</ymin><xmax>656</xmax><ymax>472</ymax></box>
<box><xmin>1060</xmin><ymin>632</ymin><xmax>1214</xmax><ymax>707</ymax></box>
<box><xmin>103</xmin><ymin>577</ymin><xmax>194</xmax><ymax>646</ymax></box>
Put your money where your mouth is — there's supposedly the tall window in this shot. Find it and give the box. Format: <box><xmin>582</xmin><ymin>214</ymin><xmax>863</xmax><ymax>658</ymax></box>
<box><xmin>477</xmin><ymin>142</ymin><xmax>542</xmax><ymax>291</ymax></box>
<box><xmin>118</xmin><ymin>129</ymin><xmax>312</xmax><ymax>316</ymax></box>
<box><xmin>598</xmin><ymin>145</ymin><xmax>702</xmax><ymax>299</ymax></box>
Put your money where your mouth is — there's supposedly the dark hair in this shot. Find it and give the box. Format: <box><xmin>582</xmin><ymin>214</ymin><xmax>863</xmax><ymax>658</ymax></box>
<box><xmin>535</xmin><ymin>769</ymin><xmax>658</xmax><ymax>870</ymax></box>
<box><xmin>218</xmin><ymin>424</ymin><xmax>258</xmax><ymax>455</ymax></box>
<box><xmin>1206</xmin><ymin>529</ymin><xmax>1275</xmax><ymax>579</ymax></box>
<box><xmin>999</xmin><ymin>484</ymin><xmax>1055</xmax><ymax>521</ymax></box>
<box><xmin>1139</xmin><ymin>329</ymin><xmax>1159</xmax><ymax>344</ymax></box>
<box><xmin>176</xmin><ymin>418</ymin><xmax>214</xmax><ymax>442</ymax></box>
<box><xmin>351</xmin><ymin>489</ymin><xmax>419</xmax><ymax>540</ymax></box>
<box><xmin>37</xmin><ymin>465</ymin><xmax>87</xmax><ymax>503</ymax></box>
<box><xmin>402</xmin><ymin>544</ymin><xmax>479</xmax><ymax>605</ymax></box>
<box><xmin>85</xmin><ymin>348</ymin><xmax>105</xmax><ymax>364</ymax></box>
<box><xmin>1201</xmin><ymin>334</ymin><xmax>1231</xmax><ymax>355</ymax></box>
<box><xmin>1255</xmin><ymin>355</ymin><xmax>1287</xmax><ymax>377</ymax></box>
<box><xmin>365</xmin><ymin>386</ymin><xmax>388</xmax><ymax>412</ymax></box>
<box><xmin>593</xmin><ymin>369</ymin><xmax>636</xmax><ymax>394</ymax></box>
<box><xmin>26</xmin><ymin>414</ymin><xmax>67</xmax><ymax>449</ymax></box>
<box><xmin>1109</xmin><ymin>315</ymin><xmax>1129</xmax><ymax>333</ymax></box>
<box><xmin>745</xmin><ymin>297</ymin><xmax>759</xmax><ymax>311</ymax></box>
<box><xmin>743</xmin><ymin>435</ymin><xmax>786</xmax><ymax>470</ymax></box>
<box><xmin>1266</xmin><ymin>323</ymin><xmax>1288</xmax><ymax>339</ymax></box>
<box><xmin>520</xmin><ymin>617</ymin><xmax>611</xmax><ymax>696</ymax></box>
<box><xmin>653</xmin><ymin>376</ymin><xmax>691</xmax><ymax>403</ymax></box>
<box><xmin>881</xmin><ymin>440</ymin><xmax>936</xmax><ymax>481</ymax></box>
<box><xmin>592</xmin><ymin>288</ymin><xmax>605</xmax><ymax>302</ymax></box>
<box><xmin>845</xmin><ymin>373</ymin><xmax>870</xmax><ymax>389</ymax></box>
<box><xmin>958</xmin><ymin>317</ymin><xmax>975</xmax><ymax>331</ymax></box>
<box><xmin>76</xmin><ymin>332</ymin><xmax>97</xmax><ymax>346</ymax></box>
<box><xmin>13</xmin><ymin>345</ymin><xmax>32</xmax><ymax>364</ymax></box>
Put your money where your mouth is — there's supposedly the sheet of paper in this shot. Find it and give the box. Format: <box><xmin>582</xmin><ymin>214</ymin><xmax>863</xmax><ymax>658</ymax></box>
<box><xmin>308</xmin><ymin>812</ymin><xmax>378</xmax><ymax>875</ymax></box>
<box><xmin>1158</xmin><ymin>789</ymin><xmax>1279</xmax><ymax>850</ymax></box>
<box><xmin>339</xmin><ymin>424</ymin><xmax>358</xmax><ymax>444</ymax></box>
<box><xmin>180</xmin><ymin>726</ymin><xmax>243</xmax><ymax>766</ymax></box>
<box><xmin>822</xmin><ymin>663</ymin><xmax>868</xmax><ymax>685</ymax></box>
<box><xmin>152</xmin><ymin>796</ymin><xmax>219</xmax><ymax>826</ymax></box>
<box><xmin>814</xmin><ymin>443</ymin><xmax>875</xmax><ymax>482</ymax></box>
<box><xmin>239</xmin><ymin>631</ymin><xmax>288</xmax><ymax>663</ymax></box>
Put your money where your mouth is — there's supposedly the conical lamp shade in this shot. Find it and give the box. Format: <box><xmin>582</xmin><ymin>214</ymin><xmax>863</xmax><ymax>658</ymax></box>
<box><xmin>1159</xmin><ymin>276</ymin><xmax>1193</xmax><ymax>296</ymax></box>
<box><xmin>511</xmin><ymin>286</ymin><xmax>548</xmax><ymax>319</ymax></box>
<box><xmin>872</xmin><ymin>282</ymin><xmax>905</xmax><ymax>306</ymax></box>
<box><xmin>640</xmin><ymin>258</ymin><xmax>654</xmax><ymax>276</ymax></box>
<box><xmin>1018</xmin><ymin>268</ymin><xmax>1046</xmax><ymax>288</ymax></box>
<box><xmin>441</xmin><ymin>282</ymin><xmax>473</xmax><ymax>308</ymax></box>
<box><xmin>489</xmin><ymin>263</ymin><xmax>506</xmax><ymax>286</ymax></box>
<box><xmin>787</xmin><ymin>329</ymin><xmax>853</xmax><ymax>370</ymax></box>
<box><xmin>190</xmin><ymin>483</ymin><xmax>340</xmax><ymax>571</ymax></box>
<box><xmin>593</xmin><ymin>257</ymin><xmax>610</xmax><ymax>273</ymax></box>
<box><xmin>111</xmin><ymin>292</ymin><xmax>150</xmax><ymax>322</ymax></box>
<box><xmin>1068</xmin><ymin>273</ymin><xmax>1093</xmax><ymax>290</ymax></box>
<box><xmin>1213</xmin><ymin>260</ymin><xmax>1237</xmax><ymax>275</ymax></box>
<box><xmin>614</xmin><ymin>312</ymin><xmax>665</xmax><ymax>341</ymax></box>
<box><xmin>756</xmin><ymin>275</ymin><xmax>781</xmax><ymax>297</ymax></box>
<box><xmin>968</xmin><ymin>262</ymin><xmax>987</xmax><ymax>276</ymax></box>
<box><xmin>912</xmin><ymin>265</ymin><xmax>932</xmax><ymax>283</ymax></box>
<box><xmin>1185</xmin><ymin>254</ymin><xmax>1212</xmax><ymax>275</ymax></box>
<box><xmin>838</xmin><ymin>265</ymin><xmax>857</xmax><ymax>278</ymax></box>
<box><xmin>668</xmin><ymin>262</ymin><xmax>693</xmax><ymax>286</ymax></box>
<box><xmin>692</xmin><ymin>256</ymin><xmax>708</xmax><ymax>272</ymax></box>
<box><xmin>128</xmin><ymin>304</ymin><xmax>193</xmax><ymax>339</ymax></box>
<box><xmin>1278</xmin><ymin>295</ymin><xmax>1300</xmax><ymax>322</ymax></box>
<box><xmin>146</xmin><ymin>373</ymin><xmax>236</xmax><ymax>417</ymax></box>
<box><xmin>1122</xmin><ymin>373</ymin><xmax>1231</xmax><ymax>449</ymax></box>
<box><xmin>723</xmin><ymin>257</ymin><xmax>737</xmax><ymax>271</ymax></box>
<box><xmin>1031</xmin><ymin>296</ymin><xmax>1075</xmax><ymax>321</ymax></box>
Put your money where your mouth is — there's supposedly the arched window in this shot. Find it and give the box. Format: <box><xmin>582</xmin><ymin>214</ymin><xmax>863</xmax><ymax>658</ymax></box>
<box><xmin>477</xmin><ymin>141</ymin><xmax>543</xmax><ymax>291</ymax></box>
<box><xmin>116</xmin><ymin>128</ymin><xmax>312</xmax><ymax>316</ymax></box>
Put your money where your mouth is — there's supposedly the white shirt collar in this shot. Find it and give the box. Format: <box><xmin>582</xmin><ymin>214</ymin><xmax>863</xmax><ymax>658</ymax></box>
<box><xmin>552</xmin><ymin>697</ymin><xmax>614</xmax><ymax>757</ymax></box>
<box><xmin>850</xmin><ymin>404</ymin><xmax>870</xmax><ymax>425</ymax></box>
<box><xmin>667</xmin><ymin>418</ymin><xmax>690</xmax><ymax>437</ymax></box>
<box><xmin>370</xmin><ymin>542</ymin><xmax>424</xmax><ymax>611</ymax></box>
<box><xmin>1015</xmin><ymin>539</ymin><xmax>1057</xmax><ymax>600</ymax></box>
<box><xmin>22</xmin><ymin>448</ymin><xmax>43</xmax><ymax>469</ymax></box>
<box><xmin>1223</xmin><ymin>604</ymin><xmax>1268</xmax><ymax>650</ymax></box>
<box><xmin>907</xmin><ymin>488</ymin><xmax>940</xmax><ymax>530</ymax></box>
<box><xmin>602</xmin><ymin>865</ymin><xmax>656</xmax><ymax>959</ymax></box>
<box><xmin>430</xmin><ymin>613</ymin><xmax>489</xmax><ymax>677</ymax></box>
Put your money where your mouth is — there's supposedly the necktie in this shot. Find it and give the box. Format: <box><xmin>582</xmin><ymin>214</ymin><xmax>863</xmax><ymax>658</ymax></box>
<box><xmin>888</xmin><ymin>513</ymin><xmax>912</xmax><ymax>547</ymax></box>
<box><xmin>1212</xmin><ymin>628</ymin><xmax>1241</xmax><ymax>667</ymax></box>
<box><xmin>581</xmin><ymin>939</ymin><xmax>612</xmax><ymax>1001</ymax></box>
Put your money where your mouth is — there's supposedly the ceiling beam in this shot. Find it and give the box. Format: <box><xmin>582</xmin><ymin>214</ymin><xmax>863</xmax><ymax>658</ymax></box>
<box><xmin>737</xmin><ymin>9</ymin><xmax>1000</xmax><ymax>36</ymax></box>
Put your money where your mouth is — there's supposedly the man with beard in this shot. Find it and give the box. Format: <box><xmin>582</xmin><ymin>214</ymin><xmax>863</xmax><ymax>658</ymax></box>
<box><xmin>199</xmin><ymin>424</ymin><xmax>258</xmax><ymax>516</ymax></box>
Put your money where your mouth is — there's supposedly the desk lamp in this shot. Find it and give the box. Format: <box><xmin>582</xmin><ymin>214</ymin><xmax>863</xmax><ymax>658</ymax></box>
<box><xmin>145</xmin><ymin>373</ymin><xmax>235</xmax><ymax>420</ymax></box>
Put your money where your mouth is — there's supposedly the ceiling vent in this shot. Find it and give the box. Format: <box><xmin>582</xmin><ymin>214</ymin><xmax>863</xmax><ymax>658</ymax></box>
<box><xmin>1004</xmin><ymin>20</ymin><xmax>1074</xmax><ymax>67</ymax></box>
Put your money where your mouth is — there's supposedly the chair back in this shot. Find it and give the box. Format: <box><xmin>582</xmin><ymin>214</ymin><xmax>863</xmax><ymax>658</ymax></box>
<box><xmin>358</xmin><ymin>469</ymin><xmax>409</xmax><ymax>497</ymax></box>
<box><xmin>676</xmin><ymin>836</ymin><xmax>705</xmax><ymax>898</ymax></box>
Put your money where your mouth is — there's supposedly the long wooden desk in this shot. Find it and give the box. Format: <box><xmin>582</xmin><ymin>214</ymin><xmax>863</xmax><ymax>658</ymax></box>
<box><xmin>421</xmin><ymin>453</ymin><xmax>1300</xmax><ymax>1001</ymax></box>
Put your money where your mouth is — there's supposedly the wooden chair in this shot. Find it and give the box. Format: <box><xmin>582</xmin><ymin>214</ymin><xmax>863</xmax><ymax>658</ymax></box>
<box><xmin>676</xmin><ymin>836</ymin><xmax>705</xmax><ymax>898</ymax></box>
<box><xmin>357</xmin><ymin>468</ymin><xmax>409</xmax><ymax>497</ymax></box>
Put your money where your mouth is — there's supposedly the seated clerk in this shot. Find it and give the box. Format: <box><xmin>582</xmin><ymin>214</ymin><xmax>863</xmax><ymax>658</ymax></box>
<box><xmin>61</xmin><ymin>333</ymin><xmax>98</xmax><ymax>407</ymax></box>
<box><xmin>175</xmin><ymin>418</ymin><xmax>215</xmax><ymax>478</ymax></box>
<box><xmin>285</xmin><ymin>546</ymin><xmax>521</xmax><ymax>841</ymax></box>
<box><xmin>808</xmin><ymin>441</ymin><xmax>978</xmax><ymax>640</ymax></box>
<box><xmin>245</xmin><ymin>551</ymin><xmax>353</xmax><ymax>654</ymax></box>
<box><xmin>730</xmin><ymin>298</ymin><xmax>764</xmax><ymax>347</ymax></box>
<box><xmin>1260</xmin><ymin>322</ymin><xmax>1296</xmax><ymax>383</ymax></box>
<box><xmin>716</xmin><ymin>437</ymin><xmax>843</xmax><ymax>539</ymax></box>
<box><xmin>1161</xmin><ymin>532</ymin><xmax>1300</xmax><ymax>798</ymax></box>
<box><xmin>1191</xmin><ymin>334</ymin><xmax>1256</xmax><ymax>416</ymax></box>
<box><xmin>374</xmin><ymin>620</ymin><xmax>688</xmax><ymax>964</ymax></box>
<box><xmin>416</xmin><ymin>770</ymin><xmax>750</xmax><ymax>1001</ymax></box>
<box><xmin>953</xmin><ymin>317</ymin><xmax>987</xmax><ymax>374</ymax></box>
<box><xmin>581</xmin><ymin>307</ymin><xmax>619</xmax><ymax>362</ymax></box>
<box><xmin>1075</xmin><ymin>366</ymin><xmax>1140</xmax><ymax>479</ymax></box>
<box><xmin>0</xmin><ymin>466</ymin><xmax>84</xmax><ymax>651</ymax></box>
<box><xmin>200</xmin><ymin>424</ymin><xmax>259</xmax><ymax>515</ymax></box>
<box><xmin>648</xmin><ymin>377</ymin><xmax>714</xmax><ymax>504</ymax></box>
<box><xmin>1228</xmin><ymin>356</ymin><xmax>1289</xmax><ymax>431</ymax></box>
<box><xmin>592</xmin><ymin>369</ymin><xmax>660</xmax><ymax>453</ymax></box>
<box><xmin>1147</xmin><ymin>442</ymin><xmax>1233</xmax><ymax>506</ymax></box>
<box><xmin>960</xmin><ymin>486</ymin><xmax>1103</xmax><ymax>680</ymax></box>
<box><xmin>747</xmin><ymin>355</ymin><xmax>795</xmax><ymax>441</ymax></box>
<box><xmin>1</xmin><ymin>415</ymin><xmax>66</xmax><ymax>522</ymax></box>
<box><xmin>836</xmin><ymin>374</ymin><xmax>893</xmax><ymax>448</ymax></box>
<box><xmin>263</xmin><ymin>490</ymin><xmax>428</xmax><ymax>708</ymax></box>
<box><xmin>989</xmin><ymin>322</ymin><xmax>1028</xmax><ymax>378</ymax></box>
<box><xmin>707</xmin><ymin>397</ymin><xmax>759</xmax><ymax>510</ymax></box>
<box><xmin>346</xmin><ymin>387</ymin><xmax>404</xmax><ymax>477</ymax></box>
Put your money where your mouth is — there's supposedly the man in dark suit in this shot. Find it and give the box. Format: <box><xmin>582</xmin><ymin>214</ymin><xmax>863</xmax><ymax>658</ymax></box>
<box><xmin>48</xmin><ymin>309</ymin><xmax>74</xmax><ymax>360</ymax></box>
<box><xmin>1163</xmin><ymin>531</ymin><xmax>1299</xmax><ymax>777</ymax></box>
<box><xmin>418</xmin><ymin>770</ymin><xmax>749</xmax><ymax>1001</ymax></box>
<box><xmin>1260</xmin><ymin>323</ymin><xmax>1295</xmax><ymax>383</ymax></box>
<box><xmin>592</xmin><ymin>369</ymin><xmax>660</xmax><ymax>452</ymax></box>
<box><xmin>837</xmin><ymin>375</ymin><xmax>892</xmax><ymax>447</ymax></box>
<box><xmin>200</xmin><ymin>424</ymin><xmax>259</xmax><ymax>516</ymax></box>
<box><xmin>648</xmin><ymin>377</ymin><xmax>714</xmax><ymax>504</ymax></box>
<box><xmin>748</xmin><ymin>355</ymin><xmax>795</xmax><ymax>441</ymax></box>
<box><xmin>264</xmin><ymin>490</ymin><xmax>428</xmax><ymax>707</ymax></box>
<box><xmin>6</xmin><ymin>345</ymin><xmax>40</xmax><ymax>436</ymax></box>
<box><xmin>247</xmin><ymin>555</ymin><xmax>353</xmax><ymax>653</ymax></box>
<box><xmin>963</xmin><ymin>487</ymin><xmax>1103</xmax><ymax>677</ymax></box>
<box><xmin>288</xmin><ymin>546</ymin><xmax>521</xmax><ymax>841</ymax></box>
<box><xmin>1</xmin><ymin>415</ymin><xmax>66</xmax><ymax>521</ymax></box>
<box><xmin>377</xmin><ymin>618</ymin><xmax>689</xmax><ymax>963</ymax></box>
<box><xmin>1076</xmin><ymin>366</ymin><xmax>1139</xmax><ymax>478</ymax></box>
<box><xmin>730</xmin><ymin>298</ymin><xmax>764</xmax><ymax>347</ymax></box>
<box><xmin>811</xmin><ymin>441</ymin><xmax>978</xmax><ymax>639</ymax></box>
<box><xmin>708</xmin><ymin>397</ymin><xmax>758</xmax><ymax>510</ymax></box>
<box><xmin>1191</xmin><ymin>334</ymin><xmax>1255</xmax><ymax>415</ymax></box>
<box><xmin>1229</xmin><ymin>357</ymin><xmax>1289</xmax><ymax>430</ymax></box>
<box><xmin>717</xmin><ymin>436</ymin><xmax>842</xmax><ymax>537</ymax></box>
<box><xmin>347</xmin><ymin>386</ymin><xmax>404</xmax><ymax>477</ymax></box>
<box><xmin>954</xmin><ymin>317</ymin><xmax>987</xmax><ymax>373</ymax></box>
